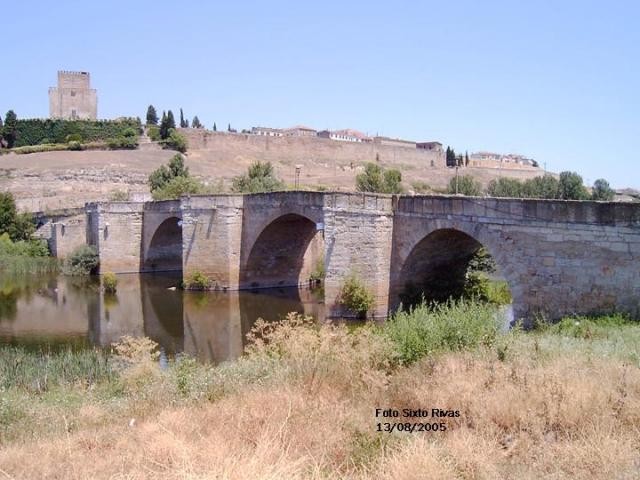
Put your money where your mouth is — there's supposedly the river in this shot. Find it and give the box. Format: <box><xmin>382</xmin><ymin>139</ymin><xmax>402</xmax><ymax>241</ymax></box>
<box><xmin>0</xmin><ymin>273</ymin><xmax>325</xmax><ymax>363</ymax></box>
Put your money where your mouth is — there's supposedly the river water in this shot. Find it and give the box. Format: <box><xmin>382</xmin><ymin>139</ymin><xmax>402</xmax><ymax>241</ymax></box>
<box><xmin>0</xmin><ymin>273</ymin><xmax>325</xmax><ymax>363</ymax></box>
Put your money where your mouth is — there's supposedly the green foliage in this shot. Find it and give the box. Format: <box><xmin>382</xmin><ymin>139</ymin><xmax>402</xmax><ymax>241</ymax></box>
<box><xmin>308</xmin><ymin>258</ymin><xmax>325</xmax><ymax>283</ymax></box>
<box><xmin>161</xmin><ymin>129</ymin><xmax>187</xmax><ymax>153</ymax></box>
<box><xmin>462</xmin><ymin>273</ymin><xmax>512</xmax><ymax>305</ymax></box>
<box><xmin>184</xmin><ymin>271</ymin><xmax>214</xmax><ymax>290</ymax></box>
<box><xmin>63</xmin><ymin>244</ymin><xmax>99</xmax><ymax>275</ymax></box>
<box><xmin>2</xmin><ymin>110</ymin><xmax>18</xmax><ymax>148</ymax></box>
<box><xmin>339</xmin><ymin>274</ymin><xmax>374</xmax><ymax>318</ymax></box>
<box><xmin>384</xmin><ymin>300</ymin><xmax>501</xmax><ymax>364</ymax></box>
<box><xmin>0</xmin><ymin>193</ymin><xmax>35</xmax><ymax>241</ymax></box>
<box><xmin>146</xmin><ymin>105</ymin><xmax>158</xmax><ymax>125</ymax></box>
<box><xmin>149</xmin><ymin>154</ymin><xmax>189</xmax><ymax>192</ymax></box>
<box><xmin>7</xmin><ymin>117</ymin><xmax>141</xmax><ymax>147</ymax></box>
<box><xmin>487</xmin><ymin>177</ymin><xmax>524</xmax><ymax>198</ymax></box>
<box><xmin>191</xmin><ymin>116</ymin><xmax>202</xmax><ymax>128</ymax></box>
<box><xmin>231</xmin><ymin>161</ymin><xmax>285</xmax><ymax>193</ymax></box>
<box><xmin>152</xmin><ymin>176</ymin><xmax>207</xmax><ymax>200</ymax></box>
<box><xmin>0</xmin><ymin>346</ymin><xmax>113</xmax><ymax>392</ymax></box>
<box><xmin>355</xmin><ymin>163</ymin><xmax>403</xmax><ymax>194</ymax></box>
<box><xmin>447</xmin><ymin>174</ymin><xmax>482</xmax><ymax>196</ymax></box>
<box><xmin>106</xmin><ymin>136</ymin><xmax>138</xmax><ymax>150</ymax></box>
<box><xmin>445</xmin><ymin>146</ymin><xmax>457</xmax><ymax>167</ymax></box>
<box><xmin>180</xmin><ymin>108</ymin><xmax>187</xmax><ymax>128</ymax></box>
<box><xmin>147</xmin><ymin>125</ymin><xmax>161</xmax><ymax>141</ymax></box>
<box><xmin>0</xmin><ymin>234</ymin><xmax>57</xmax><ymax>274</ymax></box>
<box><xmin>10</xmin><ymin>143</ymin><xmax>71</xmax><ymax>154</ymax></box>
<box><xmin>159</xmin><ymin>111</ymin><xmax>169</xmax><ymax>139</ymax></box>
<box><xmin>102</xmin><ymin>272</ymin><xmax>118</xmax><ymax>294</ymax></box>
<box><xmin>558</xmin><ymin>171</ymin><xmax>589</xmax><ymax>200</ymax></box>
<box><xmin>522</xmin><ymin>174</ymin><xmax>559</xmax><ymax>199</ymax></box>
<box><xmin>167</xmin><ymin>110</ymin><xmax>176</xmax><ymax>130</ymax></box>
<box><xmin>535</xmin><ymin>314</ymin><xmax>637</xmax><ymax>341</ymax></box>
<box><xmin>591</xmin><ymin>178</ymin><xmax>615</xmax><ymax>201</ymax></box>
<box><xmin>67</xmin><ymin>140</ymin><xmax>83</xmax><ymax>151</ymax></box>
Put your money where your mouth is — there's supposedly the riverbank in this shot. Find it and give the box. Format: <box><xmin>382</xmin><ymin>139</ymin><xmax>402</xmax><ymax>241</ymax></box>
<box><xmin>0</xmin><ymin>304</ymin><xmax>638</xmax><ymax>479</ymax></box>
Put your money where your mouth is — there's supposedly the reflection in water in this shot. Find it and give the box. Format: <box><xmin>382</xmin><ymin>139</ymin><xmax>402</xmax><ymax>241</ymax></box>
<box><xmin>0</xmin><ymin>273</ymin><xmax>325</xmax><ymax>364</ymax></box>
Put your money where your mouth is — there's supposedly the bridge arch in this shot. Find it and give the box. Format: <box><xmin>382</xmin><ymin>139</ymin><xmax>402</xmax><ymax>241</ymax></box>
<box><xmin>240</xmin><ymin>212</ymin><xmax>324</xmax><ymax>289</ymax></box>
<box><xmin>143</xmin><ymin>216</ymin><xmax>183</xmax><ymax>272</ymax></box>
<box><xmin>389</xmin><ymin>221</ymin><xmax>522</xmax><ymax>317</ymax></box>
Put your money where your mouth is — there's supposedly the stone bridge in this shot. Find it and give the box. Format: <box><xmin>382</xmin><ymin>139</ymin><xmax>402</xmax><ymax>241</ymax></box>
<box><xmin>64</xmin><ymin>192</ymin><xmax>640</xmax><ymax>323</ymax></box>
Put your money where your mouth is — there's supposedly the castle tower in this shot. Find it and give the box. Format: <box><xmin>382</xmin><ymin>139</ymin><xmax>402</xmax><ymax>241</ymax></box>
<box><xmin>48</xmin><ymin>71</ymin><xmax>98</xmax><ymax>120</ymax></box>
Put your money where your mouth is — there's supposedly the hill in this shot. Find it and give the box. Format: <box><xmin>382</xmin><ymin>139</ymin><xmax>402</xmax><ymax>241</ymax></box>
<box><xmin>0</xmin><ymin>129</ymin><xmax>544</xmax><ymax>211</ymax></box>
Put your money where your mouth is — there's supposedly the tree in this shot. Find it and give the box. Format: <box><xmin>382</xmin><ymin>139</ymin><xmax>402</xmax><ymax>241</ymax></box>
<box><xmin>447</xmin><ymin>175</ymin><xmax>482</xmax><ymax>196</ymax></box>
<box><xmin>159</xmin><ymin>111</ymin><xmax>169</xmax><ymax>139</ymax></box>
<box><xmin>558</xmin><ymin>171</ymin><xmax>589</xmax><ymax>200</ymax></box>
<box><xmin>355</xmin><ymin>163</ymin><xmax>403</xmax><ymax>193</ymax></box>
<box><xmin>231</xmin><ymin>161</ymin><xmax>284</xmax><ymax>193</ymax></box>
<box><xmin>227</xmin><ymin>123</ymin><xmax>232</xmax><ymax>132</ymax></box>
<box><xmin>166</xmin><ymin>110</ymin><xmax>176</xmax><ymax>130</ymax></box>
<box><xmin>523</xmin><ymin>174</ymin><xmax>559</xmax><ymax>199</ymax></box>
<box><xmin>191</xmin><ymin>116</ymin><xmax>202</xmax><ymax>129</ymax></box>
<box><xmin>487</xmin><ymin>177</ymin><xmax>523</xmax><ymax>198</ymax></box>
<box><xmin>146</xmin><ymin>105</ymin><xmax>158</xmax><ymax>125</ymax></box>
<box><xmin>465</xmin><ymin>151</ymin><xmax>469</xmax><ymax>166</ymax></box>
<box><xmin>162</xmin><ymin>129</ymin><xmax>188</xmax><ymax>153</ymax></box>
<box><xmin>591</xmin><ymin>178</ymin><xmax>615</xmax><ymax>201</ymax></box>
<box><xmin>213</xmin><ymin>122</ymin><xmax>217</xmax><ymax>132</ymax></box>
<box><xmin>0</xmin><ymin>192</ymin><xmax>34</xmax><ymax>241</ymax></box>
<box><xmin>148</xmin><ymin>154</ymin><xmax>189</xmax><ymax>192</ymax></box>
<box><xmin>445</xmin><ymin>146</ymin><xmax>457</xmax><ymax>167</ymax></box>
<box><xmin>152</xmin><ymin>176</ymin><xmax>205</xmax><ymax>200</ymax></box>
<box><xmin>3</xmin><ymin>110</ymin><xmax>18</xmax><ymax>148</ymax></box>
<box><xmin>179</xmin><ymin>108</ymin><xmax>187</xmax><ymax>128</ymax></box>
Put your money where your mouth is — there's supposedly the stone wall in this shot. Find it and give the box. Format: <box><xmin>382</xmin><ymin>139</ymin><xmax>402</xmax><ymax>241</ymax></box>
<box><xmin>179</xmin><ymin>129</ymin><xmax>445</xmax><ymax>170</ymax></box>
<box><xmin>83</xmin><ymin>194</ymin><xmax>640</xmax><ymax>323</ymax></box>
<box><xmin>50</xmin><ymin>214</ymin><xmax>87</xmax><ymax>258</ymax></box>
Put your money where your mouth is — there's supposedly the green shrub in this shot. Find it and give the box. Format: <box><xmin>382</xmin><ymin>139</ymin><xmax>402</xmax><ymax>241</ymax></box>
<box><xmin>161</xmin><ymin>129</ymin><xmax>187</xmax><ymax>153</ymax></box>
<box><xmin>0</xmin><ymin>193</ymin><xmax>35</xmax><ymax>241</ymax></box>
<box><xmin>102</xmin><ymin>272</ymin><xmax>118</xmax><ymax>293</ymax></box>
<box><xmin>65</xmin><ymin>133</ymin><xmax>82</xmax><ymax>143</ymax></box>
<box><xmin>147</xmin><ymin>126</ymin><xmax>161</xmax><ymax>141</ymax></box>
<box><xmin>63</xmin><ymin>244</ymin><xmax>99</xmax><ymax>275</ymax></box>
<box><xmin>184</xmin><ymin>271</ymin><xmax>214</xmax><ymax>290</ymax></box>
<box><xmin>384</xmin><ymin>300</ymin><xmax>501</xmax><ymax>364</ymax></box>
<box><xmin>152</xmin><ymin>176</ymin><xmax>207</xmax><ymax>200</ymax></box>
<box><xmin>122</xmin><ymin>127</ymin><xmax>138</xmax><ymax>138</ymax></box>
<box><xmin>411</xmin><ymin>181</ymin><xmax>432</xmax><ymax>194</ymax></box>
<box><xmin>67</xmin><ymin>140</ymin><xmax>83</xmax><ymax>151</ymax></box>
<box><xmin>339</xmin><ymin>274</ymin><xmax>374</xmax><ymax>318</ymax></box>
<box><xmin>447</xmin><ymin>175</ymin><xmax>482</xmax><ymax>196</ymax></box>
<box><xmin>231</xmin><ymin>161</ymin><xmax>284</xmax><ymax>193</ymax></box>
<box><xmin>356</xmin><ymin>163</ymin><xmax>403</xmax><ymax>194</ymax></box>
<box><xmin>308</xmin><ymin>258</ymin><xmax>325</xmax><ymax>283</ymax></box>
<box><xmin>106</xmin><ymin>136</ymin><xmax>138</xmax><ymax>150</ymax></box>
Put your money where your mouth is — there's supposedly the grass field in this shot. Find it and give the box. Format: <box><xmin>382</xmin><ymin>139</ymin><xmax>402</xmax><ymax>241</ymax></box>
<box><xmin>0</xmin><ymin>303</ymin><xmax>638</xmax><ymax>479</ymax></box>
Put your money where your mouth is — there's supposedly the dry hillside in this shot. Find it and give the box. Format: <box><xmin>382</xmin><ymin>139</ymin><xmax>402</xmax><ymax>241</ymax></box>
<box><xmin>0</xmin><ymin>130</ymin><xmax>544</xmax><ymax>211</ymax></box>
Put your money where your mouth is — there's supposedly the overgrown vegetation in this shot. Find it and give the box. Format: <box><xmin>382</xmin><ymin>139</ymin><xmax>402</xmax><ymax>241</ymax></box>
<box><xmin>339</xmin><ymin>274</ymin><xmax>374</xmax><ymax>318</ymax></box>
<box><xmin>447</xmin><ymin>174</ymin><xmax>482</xmax><ymax>196</ymax></box>
<box><xmin>0</xmin><ymin>305</ymin><xmax>638</xmax><ymax>479</ymax></box>
<box><xmin>356</xmin><ymin>162</ymin><xmax>403</xmax><ymax>194</ymax></box>
<box><xmin>231</xmin><ymin>161</ymin><xmax>285</xmax><ymax>193</ymax></box>
<box><xmin>62</xmin><ymin>244</ymin><xmax>99</xmax><ymax>275</ymax></box>
<box><xmin>183</xmin><ymin>270</ymin><xmax>214</xmax><ymax>290</ymax></box>
<box><xmin>1</xmin><ymin>112</ymin><xmax>141</xmax><ymax>147</ymax></box>
<box><xmin>487</xmin><ymin>172</ymin><xmax>614</xmax><ymax>201</ymax></box>
<box><xmin>102</xmin><ymin>272</ymin><xmax>118</xmax><ymax>293</ymax></box>
<box><xmin>148</xmin><ymin>154</ymin><xmax>218</xmax><ymax>200</ymax></box>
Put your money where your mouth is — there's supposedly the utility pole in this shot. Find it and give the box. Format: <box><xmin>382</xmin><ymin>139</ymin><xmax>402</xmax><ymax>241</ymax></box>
<box><xmin>455</xmin><ymin>164</ymin><xmax>459</xmax><ymax>195</ymax></box>
<box><xmin>294</xmin><ymin>165</ymin><xmax>301</xmax><ymax>189</ymax></box>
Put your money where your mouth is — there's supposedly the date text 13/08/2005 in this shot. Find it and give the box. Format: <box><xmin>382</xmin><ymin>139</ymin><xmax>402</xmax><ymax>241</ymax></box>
<box><xmin>375</xmin><ymin>408</ymin><xmax>460</xmax><ymax>418</ymax></box>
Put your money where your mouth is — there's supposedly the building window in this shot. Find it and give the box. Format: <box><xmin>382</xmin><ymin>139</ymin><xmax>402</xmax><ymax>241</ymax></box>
<box><xmin>71</xmin><ymin>109</ymin><xmax>77</xmax><ymax>119</ymax></box>
<box><xmin>70</xmin><ymin>91</ymin><xmax>76</xmax><ymax>97</ymax></box>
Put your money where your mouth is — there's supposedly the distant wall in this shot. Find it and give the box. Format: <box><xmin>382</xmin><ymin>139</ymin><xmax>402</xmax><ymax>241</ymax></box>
<box><xmin>179</xmin><ymin>129</ymin><xmax>446</xmax><ymax>169</ymax></box>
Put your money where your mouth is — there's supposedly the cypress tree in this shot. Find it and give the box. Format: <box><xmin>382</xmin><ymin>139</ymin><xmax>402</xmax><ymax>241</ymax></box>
<box><xmin>213</xmin><ymin>122</ymin><xmax>217</xmax><ymax>131</ymax></box>
<box><xmin>167</xmin><ymin>110</ymin><xmax>176</xmax><ymax>130</ymax></box>
<box><xmin>3</xmin><ymin>110</ymin><xmax>18</xmax><ymax>148</ymax></box>
<box><xmin>159</xmin><ymin>111</ymin><xmax>169</xmax><ymax>139</ymax></box>
<box><xmin>179</xmin><ymin>108</ymin><xmax>186</xmax><ymax>128</ymax></box>
<box><xmin>146</xmin><ymin>105</ymin><xmax>158</xmax><ymax>125</ymax></box>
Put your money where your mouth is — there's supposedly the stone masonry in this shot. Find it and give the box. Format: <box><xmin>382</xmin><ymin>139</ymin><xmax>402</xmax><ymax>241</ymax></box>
<box><xmin>56</xmin><ymin>192</ymin><xmax>640</xmax><ymax>324</ymax></box>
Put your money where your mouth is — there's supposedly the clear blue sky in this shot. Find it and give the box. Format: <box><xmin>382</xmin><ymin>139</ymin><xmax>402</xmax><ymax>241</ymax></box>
<box><xmin>3</xmin><ymin>0</ymin><xmax>639</xmax><ymax>188</ymax></box>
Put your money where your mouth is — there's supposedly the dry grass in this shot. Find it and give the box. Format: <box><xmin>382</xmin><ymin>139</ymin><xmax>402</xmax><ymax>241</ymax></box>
<box><xmin>0</xmin><ymin>312</ymin><xmax>639</xmax><ymax>479</ymax></box>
